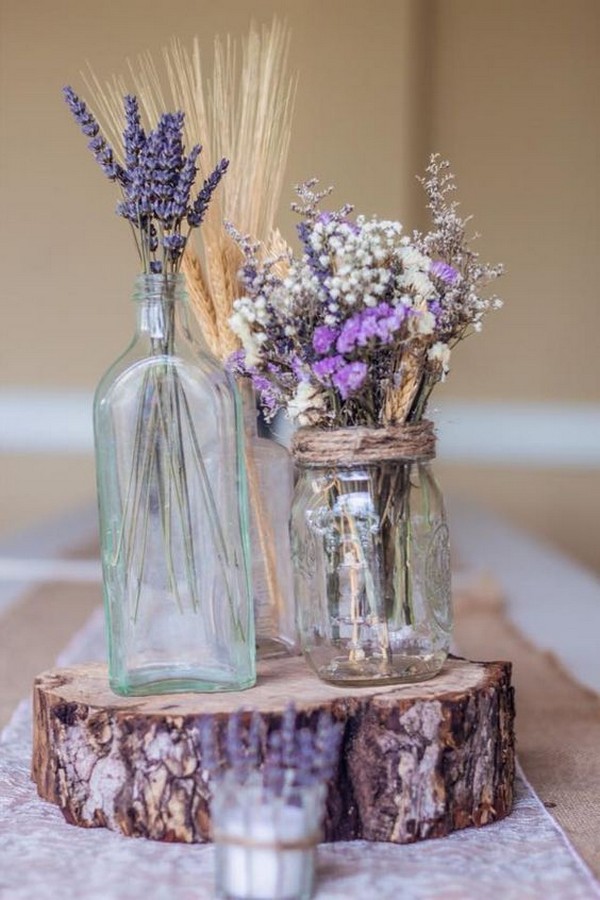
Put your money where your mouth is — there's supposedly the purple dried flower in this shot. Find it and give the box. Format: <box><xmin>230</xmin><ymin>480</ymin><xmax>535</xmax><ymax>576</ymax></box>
<box><xmin>292</xmin><ymin>728</ymin><xmax>312</xmax><ymax>787</ymax></box>
<box><xmin>297</xmin><ymin>220</ymin><xmax>330</xmax><ymax>285</ymax></box>
<box><xmin>430</xmin><ymin>259</ymin><xmax>459</xmax><ymax>285</ymax></box>
<box><xmin>314</xmin><ymin>713</ymin><xmax>343</xmax><ymax>782</ymax></box>
<box><xmin>226</xmin><ymin>712</ymin><xmax>247</xmax><ymax>780</ymax></box>
<box><xmin>170</xmin><ymin>144</ymin><xmax>201</xmax><ymax>220</ymax></box>
<box><xmin>332</xmin><ymin>360</ymin><xmax>368</xmax><ymax>399</ymax></box>
<box><xmin>226</xmin><ymin>349</ymin><xmax>247</xmax><ymax>373</ymax></box>
<box><xmin>198</xmin><ymin>718</ymin><xmax>220</xmax><ymax>778</ymax></box>
<box><xmin>290</xmin><ymin>355</ymin><xmax>309</xmax><ymax>382</ymax></box>
<box><xmin>123</xmin><ymin>95</ymin><xmax>146</xmax><ymax>171</ymax></box>
<box><xmin>312</xmin><ymin>325</ymin><xmax>338</xmax><ymax>355</ymax></box>
<box><xmin>312</xmin><ymin>355</ymin><xmax>342</xmax><ymax>382</ymax></box>
<box><xmin>246</xmin><ymin>711</ymin><xmax>264</xmax><ymax>770</ymax></box>
<box><xmin>64</xmin><ymin>86</ymin><xmax>228</xmax><ymax>278</ymax></box>
<box><xmin>162</xmin><ymin>232</ymin><xmax>187</xmax><ymax>261</ymax></box>
<box><xmin>63</xmin><ymin>87</ymin><xmax>127</xmax><ymax>185</ymax></box>
<box><xmin>62</xmin><ymin>86</ymin><xmax>99</xmax><ymax>138</ymax></box>
<box><xmin>188</xmin><ymin>157</ymin><xmax>229</xmax><ymax>227</ymax></box>
<box><xmin>336</xmin><ymin>317</ymin><xmax>362</xmax><ymax>354</ymax></box>
<box><xmin>280</xmin><ymin>703</ymin><xmax>297</xmax><ymax>769</ymax></box>
<box><xmin>264</xmin><ymin>729</ymin><xmax>285</xmax><ymax>795</ymax></box>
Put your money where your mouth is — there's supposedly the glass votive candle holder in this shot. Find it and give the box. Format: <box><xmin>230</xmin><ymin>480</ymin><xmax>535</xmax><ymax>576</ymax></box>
<box><xmin>212</xmin><ymin>771</ymin><xmax>326</xmax><ymax>900</ymax></box>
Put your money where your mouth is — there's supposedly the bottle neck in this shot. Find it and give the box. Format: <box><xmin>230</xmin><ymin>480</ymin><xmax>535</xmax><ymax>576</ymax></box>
<box><xmin>133</xmin><ymin>273</ymin><xmax>189</xmax><ymax>349</ymax></box>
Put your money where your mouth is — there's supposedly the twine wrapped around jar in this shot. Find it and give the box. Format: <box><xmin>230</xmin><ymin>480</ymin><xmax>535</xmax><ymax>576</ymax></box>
<box><xmin>291</xmin><ymin>419</ymin><xmax>436</xmax><ymax>467</ymax></box>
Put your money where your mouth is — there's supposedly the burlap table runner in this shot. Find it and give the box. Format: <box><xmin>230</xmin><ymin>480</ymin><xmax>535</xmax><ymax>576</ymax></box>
<box><xmin>453</xmin><ymin>573</ymin><xmax>600</xmax><ymax>878</ymax></box>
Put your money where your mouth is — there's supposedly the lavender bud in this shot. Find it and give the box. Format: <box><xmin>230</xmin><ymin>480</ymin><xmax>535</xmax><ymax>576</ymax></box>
<box><xmin>63</xmin><ymin>86</ymin><xmax>127</xmax><ymax>186</ymax></box>
<box><xmin>198</xmin><ymin>718</ymin><xmax>220</xmax><ymax>778</ymax></box>
<box><xmin>280</xmin><ymin>702</ymin><xmax>297</xmax><ymax>769</ymax></box>
<box><xmin>188</xmin><ymin>157</ymin><xmax>229</xmax><ymax>227</ymax></box>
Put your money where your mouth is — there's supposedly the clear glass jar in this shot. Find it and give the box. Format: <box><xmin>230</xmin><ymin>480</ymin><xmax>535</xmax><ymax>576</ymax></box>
<box><xmin>291</xmin><ymin>455</ymin><xmax>451</xmax><ymax>686</ymax></box>
<box><xmin>212</xmin><ymin>771</ymin><xmax>324</xmax><ymax>900</ymax></box>
<box><xmin>241</xmin><ymin>385</ymin><xmax>297</xmax><ymax>657</ymax></box>
<box><xmin>94</xmin><ymin>274</ymin><xmax>255</xmax><ymax>695</ymax></box>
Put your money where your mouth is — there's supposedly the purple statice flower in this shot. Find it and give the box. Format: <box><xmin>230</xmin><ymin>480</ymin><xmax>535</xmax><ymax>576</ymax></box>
<box><xmin>63</xmin><ymin>87</ymin><xmax>127</xmax><ymax>185</ymax></box>
<box><xmin>226</xmin><ymin>349</ymin><xmax>247</xmax><ymax>373</ymax></box>
<box><xmin>332</xmin><ymin>360</ymin><xmax>368</xmax><ymax>399</ymax></box>
<box><xmin>188</xmin><ymin>158</ymin><xmax>229</xmax><ymax>227</ymax></box>
<box><xmin>312</xmin><ymin>325</ymin><xmax>338</xmax><ymax>355</ymax></box>
<box><xmin>312</xmin><ymin>355</ymin><xmax>342</xmax><ymax>383</ymax></box>
<box><xmin>375</xmin><ymin>305</ymin><xmax>406</xmax><ymax>343</ymax></box>
<box><xmin>149</xmin><ymin>260</ymin><xmax>163</xmax><ymax>274</ymax></box>
<box><xmin>290</xmin><ymin>355</ymin><xmax>310</xmax><ymax>382</ymax></box>
<box><xmin>430</xmin><ymin>259</ymin><xmax>459</xmax><ymax>284</ymax></box>
<box><xmin>250</xmin><ymin>374</ymin><xmax>271</xmax><ymax>393</ymax></box>
<box><xmin>336</xmin><ymin>316</ymin><xmax>362</xmax><ymax>354</ymax></box>
<box><xmin>250</xmin><ymin>374</ymin><xmax>282</xmax><ymax>418</ymax></box>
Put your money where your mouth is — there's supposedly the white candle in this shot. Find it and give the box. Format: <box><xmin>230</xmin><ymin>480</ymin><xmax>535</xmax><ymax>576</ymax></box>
<box><xmin>212</xmin><ymin>777</ymin><xmax>325</xmax><ymax>900</ymax></box>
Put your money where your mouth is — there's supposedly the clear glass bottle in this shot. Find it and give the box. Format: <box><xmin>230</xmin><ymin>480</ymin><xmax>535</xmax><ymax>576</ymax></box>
<box><xmin>94</xmin><ymin>274</ymin><xmax>255</xmax><ymax>695</ymax></box>
<box><xmin>241</xmin><ymin>385</ymin><xmax>297</xmax><ymax>657</ymax></box>
<box><xmin>291</xmin><ymin>457</ymin><xmax>451</xmax><ymax>686</ymax></box>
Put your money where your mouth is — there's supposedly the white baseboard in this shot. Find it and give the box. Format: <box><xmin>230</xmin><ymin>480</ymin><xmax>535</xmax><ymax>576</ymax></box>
<box><xmin>1</xmin><ymin>389</ymin><xmax>598</xmax><ymax>467</ymax></box>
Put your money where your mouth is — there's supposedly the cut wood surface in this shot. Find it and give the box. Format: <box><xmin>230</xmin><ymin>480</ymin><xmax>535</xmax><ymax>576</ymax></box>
<box><xmin>32</xmin><ymin>656</ymin><xmax>515</xmax><ymax>844</ymax></box>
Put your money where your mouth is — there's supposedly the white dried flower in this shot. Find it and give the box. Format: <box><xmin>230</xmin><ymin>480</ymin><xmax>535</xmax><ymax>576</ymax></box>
<box><xmin>287</xmin><ymin>381</ymin><xmax>326</xmax><ymax>426</ymax></box>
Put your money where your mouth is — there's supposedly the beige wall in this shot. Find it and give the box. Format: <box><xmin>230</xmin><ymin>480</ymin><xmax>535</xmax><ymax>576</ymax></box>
<box><xmin>0</xmin><ymin>0</ymin><xmax>598</xmax><ymax>570</ymax></box>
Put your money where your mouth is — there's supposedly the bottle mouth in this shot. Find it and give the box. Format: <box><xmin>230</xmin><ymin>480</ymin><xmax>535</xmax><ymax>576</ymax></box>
<box><xmin>133</xmin><ymin>272</ymin><xmax>187</xmax><ymax>302</ymax></box>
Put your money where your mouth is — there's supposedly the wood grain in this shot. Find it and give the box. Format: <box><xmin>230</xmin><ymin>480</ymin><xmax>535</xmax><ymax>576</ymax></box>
<box><xmin>32</xmin><ymin>655</ymin><xmax>515</xmax><ymax>844</ymax></box>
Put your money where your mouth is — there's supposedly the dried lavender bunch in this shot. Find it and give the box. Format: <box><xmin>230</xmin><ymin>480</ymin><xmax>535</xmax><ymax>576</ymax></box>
<box><xmin>63</xmin><ymin>86</ymin><xmax>228</xmax><ymax>275</ymax></box>
<box><xmin>199</xmin><ymin>703</ymin><xmax>343</xmax><ymax>798</ymax></box>
<box><xmin>227</xmin><ymin>158</ymin><xmax>503</xmax><ymax>428</ymax></box>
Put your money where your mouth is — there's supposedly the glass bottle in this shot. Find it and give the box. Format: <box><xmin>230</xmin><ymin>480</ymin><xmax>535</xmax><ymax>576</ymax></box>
<box><xmin>240</xmin><ymin>384</ymin><xmax>297</xmax><ymax>657</ymax></box>
<box><xmin>291</xmin><ymin>456</ymin><xmax>451</xmax><ymax>686</ymax></box>
<box><xmin>94</xmin><ymin>274</ymin><xmax>255</xmax><ymax>695</ymax></box>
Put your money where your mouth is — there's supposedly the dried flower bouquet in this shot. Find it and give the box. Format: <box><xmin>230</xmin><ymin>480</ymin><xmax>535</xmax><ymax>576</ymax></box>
<box><xmin>228</xmin><ymin>157</ymin><xmax>503</xmax><ymax>429</ymax></box>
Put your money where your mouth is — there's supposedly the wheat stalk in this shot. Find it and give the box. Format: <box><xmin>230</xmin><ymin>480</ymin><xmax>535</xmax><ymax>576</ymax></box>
<box><xmin>84</xmin><ymin>20</ymin><xmax>296</xmax><ymax>360</ymax></box>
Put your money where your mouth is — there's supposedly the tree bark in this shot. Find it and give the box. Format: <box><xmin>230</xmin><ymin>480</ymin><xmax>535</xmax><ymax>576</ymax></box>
<box><xmin>32</xmin><ymin>655</ymin><xmax>514</xmax><ymax>844</ymax></box>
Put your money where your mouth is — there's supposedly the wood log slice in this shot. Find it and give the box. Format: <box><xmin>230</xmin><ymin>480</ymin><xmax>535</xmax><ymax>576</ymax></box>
<box><xmin>32</xmin><ymin>656</ymin><xmax>515</xmax><ymax>844</ymax></box>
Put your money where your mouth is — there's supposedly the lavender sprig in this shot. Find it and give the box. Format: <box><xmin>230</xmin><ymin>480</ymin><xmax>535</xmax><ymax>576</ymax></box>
<box><xmin>63</xmin><ymin>87</ymin><xmax>127</xmax><ymax>185</ymax></box>
<box><xmin>199</xmin><ymin>703</ymin><xmax>343</xmax><ymax>799</ymax></box>
<box><xmin>63</xmin><ymin>86</ymin><xmax>229</xmax><ymax>275</ymax></box>
<box><xmin>188</xmin><ymin>158</ymin><xmax>230</xmax><ymax>227</ymax></box>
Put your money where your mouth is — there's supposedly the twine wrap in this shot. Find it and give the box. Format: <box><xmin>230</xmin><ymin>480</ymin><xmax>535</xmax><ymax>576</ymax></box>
<box><xmin>211</xmin><ymin>829</ymin><xmax>321</xmax><ymax>850</ymax></box>
<box><xmin>291</xmin><ymin>420</ymin><xmax>436</xmax><ymax>467</ymax></box>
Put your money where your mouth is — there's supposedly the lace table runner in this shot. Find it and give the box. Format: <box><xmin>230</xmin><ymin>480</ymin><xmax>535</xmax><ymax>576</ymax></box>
<box><xmin>1</xmin><ymin>610</ymin><xmax>598</xmax><ymax>900</ymax></box>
